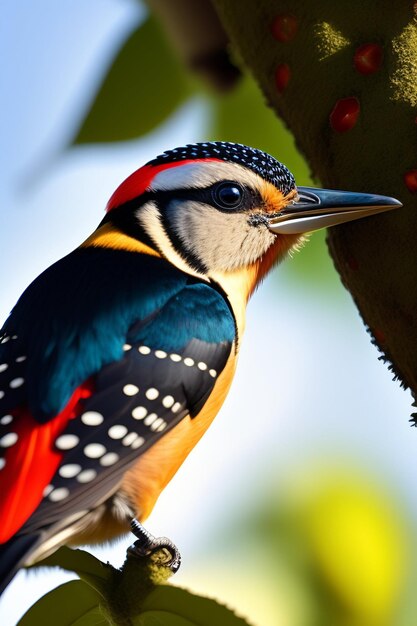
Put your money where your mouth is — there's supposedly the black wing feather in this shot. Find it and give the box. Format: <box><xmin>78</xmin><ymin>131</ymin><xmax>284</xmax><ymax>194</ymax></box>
<box><xmin>24</xmin><ymin>311</ymin><xmax>234</xmax><ymax>532</ymax></box>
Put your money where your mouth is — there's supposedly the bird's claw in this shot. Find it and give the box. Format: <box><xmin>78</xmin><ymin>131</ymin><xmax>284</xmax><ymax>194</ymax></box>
<box><xmin>128</xmin><ymin>518</ymin><xmax>181</xmax><ymax>573</ymax></box>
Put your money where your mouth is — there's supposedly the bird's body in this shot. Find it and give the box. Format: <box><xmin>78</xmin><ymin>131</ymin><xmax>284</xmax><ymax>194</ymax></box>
<box><xmin>0</xmin><ymin>142</ymin><xmax>400</xmax><ymax>593</ymax></box>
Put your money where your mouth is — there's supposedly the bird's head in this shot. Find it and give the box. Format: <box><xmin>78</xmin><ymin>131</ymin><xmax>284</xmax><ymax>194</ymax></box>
<box><xmin>96</xmin><ymin>141</ymin><xmax>401</xmax><ymax>300</ymax></box>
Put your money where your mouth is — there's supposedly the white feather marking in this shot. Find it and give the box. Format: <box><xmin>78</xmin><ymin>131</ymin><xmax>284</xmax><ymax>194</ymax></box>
<box><xmin>150</xmin><ymin>161</ymin><xmax>263</xmax><ymax>192</ymax></box>
<box><xmin>170</xmin><ymin>200</ymin><xmax>275</xmax><ymax>271</ymax></box>
<box><xmin>137</xmin><ymin>201</ymin><xmax>207</xmax><ymax>279</ymax></box>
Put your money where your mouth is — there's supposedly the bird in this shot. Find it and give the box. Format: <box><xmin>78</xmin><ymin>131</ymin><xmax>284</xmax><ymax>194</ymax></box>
<box><xmin>0</xmin><ymin>141</ymin><xmax>401</xmax><ymax>594</ymax></box>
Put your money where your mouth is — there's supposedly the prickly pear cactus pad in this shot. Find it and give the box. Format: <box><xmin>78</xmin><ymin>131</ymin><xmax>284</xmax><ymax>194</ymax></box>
<box><xmin>213</xmin><ymin>0</ymin><xmax>417</xmax><ymax>397</ymax></box>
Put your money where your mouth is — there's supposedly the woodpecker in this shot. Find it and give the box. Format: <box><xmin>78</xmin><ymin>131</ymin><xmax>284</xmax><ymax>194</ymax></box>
<box><xmin>0</xmin><ymin>142</ymin><xmax>401</xmax><ymax>593</ymax></box>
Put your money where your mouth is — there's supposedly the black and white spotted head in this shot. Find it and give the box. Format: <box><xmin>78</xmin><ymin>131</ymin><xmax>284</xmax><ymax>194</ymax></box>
<box><xmin>104</xmin><ymin>141</ymin><xmax>401</xmax><ymax>279</ymax></box>
<box><xmin>147</xmin><ymin>142</ymin><xmax>296</xmax><ymax>195</ymax></box>
<box><xmin>104</xmin><ymin>142</ymin><xmax>299</xmax><ymax>277</ymax></box>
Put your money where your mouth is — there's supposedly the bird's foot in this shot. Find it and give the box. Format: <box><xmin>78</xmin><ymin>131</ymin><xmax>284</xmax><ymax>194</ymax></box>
<box><xmin>127</xmin><ymin>518</ymin><xmax>181</xmax><ymax>573</ymax></box>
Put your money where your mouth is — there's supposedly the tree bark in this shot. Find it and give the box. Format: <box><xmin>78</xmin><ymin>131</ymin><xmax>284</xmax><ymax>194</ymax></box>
<box><xmin>213</xmin><ymin>0</ymin><xmax>417</xmax><ymax>398</ymax></box>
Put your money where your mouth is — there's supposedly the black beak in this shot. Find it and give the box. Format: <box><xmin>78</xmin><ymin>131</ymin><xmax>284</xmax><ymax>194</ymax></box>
<box><xmin>268</xmin><ymin>187</ymin><xmax>402</xmax><ymax>235</ymax></box>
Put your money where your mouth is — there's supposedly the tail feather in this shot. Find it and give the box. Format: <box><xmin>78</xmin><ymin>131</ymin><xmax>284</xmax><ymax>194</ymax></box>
<box><xmin>0</xmin><ymin>534</ymin><xmax>39</xmax><ymax>596</ymax></box>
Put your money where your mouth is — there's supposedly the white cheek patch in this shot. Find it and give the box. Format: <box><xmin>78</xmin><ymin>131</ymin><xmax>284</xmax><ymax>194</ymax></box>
<box><xmin>136</xmin><ymin>201</ymin><xmax>206</xmax><ymax>280</ymax></box>
<box><xmin>150</xmin><ymin>160</ymin><xmax>264</xmax><ymax>192</ymax></box>
<box><xmin>170</xmin><ymin>200</ymin><xmax>276</xmax><ymax>271</ymax></box>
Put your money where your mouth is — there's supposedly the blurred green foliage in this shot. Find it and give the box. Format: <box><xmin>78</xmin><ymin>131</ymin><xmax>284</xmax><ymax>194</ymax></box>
<box><xmin>20</xmin><ymin>462</ymin><xmax>417</xmax><ymax>626</ymax></box>
<box><xmin>71</xmin><ymin>10</ymin><xmax>336</xmax><ymax>291</ymax></box>
<box><xmin>265</xmin><ymin>469</ymin><xmax>408</xmax><ymax>625</ymax></box>
<box><xmin>74</xmin><ymin>17</ymin><xmax>192</xmax><ymax>144</ymax></box>
<box><xmin>201</xmin><ymin>463</ymin><xmax>415</xmax><ymax>626</ymax></box>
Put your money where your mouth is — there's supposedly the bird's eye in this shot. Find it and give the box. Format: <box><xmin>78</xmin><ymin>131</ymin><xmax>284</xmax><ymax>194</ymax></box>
<box><xmin>212</xmin><ymin>182</ymin><xmax>244</xmax><ymax>210</ymax></box>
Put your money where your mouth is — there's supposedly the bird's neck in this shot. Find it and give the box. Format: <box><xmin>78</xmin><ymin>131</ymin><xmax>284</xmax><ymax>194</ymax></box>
<box><xmin>210</xmin><ymin>235</ymin><xmax>297</xmax><ymax>338</ymax></box>
<box><xmin>81</xmin><ymin>224</ymin><xmax>293</xmax><ymax>342</ymax></box>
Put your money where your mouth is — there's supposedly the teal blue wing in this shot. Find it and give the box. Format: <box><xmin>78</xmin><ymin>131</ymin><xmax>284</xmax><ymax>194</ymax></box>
<box><xmin>0</xmin><ymin>247</ymin><xmax>236</xmax><ymax>538</ymax></box>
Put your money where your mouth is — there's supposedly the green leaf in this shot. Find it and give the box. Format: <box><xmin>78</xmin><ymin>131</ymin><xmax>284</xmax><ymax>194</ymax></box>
<box><xmin>134</xmin><ymin>614</ymin><xmax>196</xmax><ymax>626</ymax></box>
<box><xmin>35</xmin><ymin>546</ymin><xmax>112</xmax><ymax>597</ymax></box>
<box><xmin>134</xmin><ymin>585</ymin><xmax>254</xmax><ymax>626</ymax></box>
<box><xmin>24</xmin><ymin>547</ymin><xmax>253</xmax><ymax>626</ymax></box>
<box><xmin>18</xmin><ymin>577</ymin><xmax>253</xmax><ymax>626</ymax></box>
<box><xmin>74</xmin><ymin>16</ymin><xmax>192</xmax><ymax>144</ymax></box>
<box><xmin>18</xmin><ymin>580</ymin><xmax>107</xmax><ymax>626</ymax></box>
